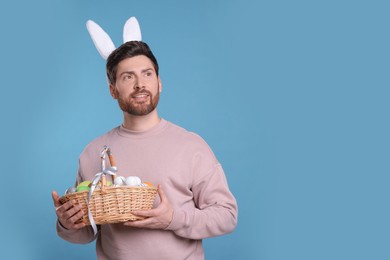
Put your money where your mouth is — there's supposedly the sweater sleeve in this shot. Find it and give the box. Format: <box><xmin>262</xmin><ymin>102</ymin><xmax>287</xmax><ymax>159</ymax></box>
<box><xmin>166</xmin><ymin>163</ymin><xmax>238</xmax><ymax>239</ymax></box>
<box><xmin>56</xmin><ymin>220</ymin><xmax>97</xmax><ymax>244</ymax></box>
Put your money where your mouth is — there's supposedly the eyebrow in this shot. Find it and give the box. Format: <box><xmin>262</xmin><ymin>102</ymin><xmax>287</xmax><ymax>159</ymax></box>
<box><xmin>119</xmin><ymin>68</ymin><xmax>154</xmax><ymax>77</ymax></box>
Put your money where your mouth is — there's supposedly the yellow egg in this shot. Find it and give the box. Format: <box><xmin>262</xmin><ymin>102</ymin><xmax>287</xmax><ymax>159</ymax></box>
<box><xmin>76</xmin><ymin>185</ymin><xmax>90</xmax><ymax>192</ymax></box>
<box><xmin>78</xmin><ymin>180</ymin><xmax>92</xmax><ymax>187</ymax></box>
<box><xmin>76</xmin><ymin>180</ymin><xmax>92</xmax><ymax>192</ymax></box>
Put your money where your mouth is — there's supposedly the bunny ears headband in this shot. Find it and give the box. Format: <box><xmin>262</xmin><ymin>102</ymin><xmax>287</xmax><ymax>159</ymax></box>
<box><xmin>86</xmin><ymin>17</ymin><xmax>142</xmax><ymax>60</ymax></box>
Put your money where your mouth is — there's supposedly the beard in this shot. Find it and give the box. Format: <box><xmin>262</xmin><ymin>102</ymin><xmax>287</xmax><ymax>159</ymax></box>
<box><xmin>116</xmin><ymin>89</ymin><xmax>160</xmax><ymax>116</ymax></box>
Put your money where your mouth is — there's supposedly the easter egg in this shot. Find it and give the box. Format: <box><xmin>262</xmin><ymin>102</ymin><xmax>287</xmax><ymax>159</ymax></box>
<box><xmin>114</xmin><ymin>176</ymin><xmax>126</xmax><ymax>186</ymax></box>
<box><xmin>76</xmin><ymin>185</ymin><xmax>90</xmax><ymax>192</ymax></box>
<box><xmin>76</xmin><ymin>180</ymin><xmax>92</xmax><ymax>192</ymax></box>
<box><xmin>125</xmin><ymin>176</ymin><xmax>142</xmax><ymax>186</ymax></box>
<box><xmin>78</xmin><ymin>180</ymin><xmax>92</xmax><ymax>187</ymax></box>
<box><xmin>143</xmin><ymin>181</ymin><xmax>154</xmax><ymax>187</ymax></box>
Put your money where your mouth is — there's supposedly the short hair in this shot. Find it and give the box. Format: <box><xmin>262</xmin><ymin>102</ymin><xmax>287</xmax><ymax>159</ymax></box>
<box><xmin>106</xmin><ymin>41</ymin><xmax>159</xmax><ymax>85</ymax></box>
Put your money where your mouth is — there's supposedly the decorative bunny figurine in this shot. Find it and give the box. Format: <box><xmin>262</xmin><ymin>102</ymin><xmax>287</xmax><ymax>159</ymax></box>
<box><xmin>86</xmin><ymin>17</ymin><xmax>142</xmax><ymax>60</ymax></box>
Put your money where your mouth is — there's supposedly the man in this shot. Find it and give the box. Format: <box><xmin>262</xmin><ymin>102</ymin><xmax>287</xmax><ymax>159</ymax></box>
<box><xmin>52</xmin><ymin>22</ymin><xmax>237</xmax><ymax>260</ymax></box>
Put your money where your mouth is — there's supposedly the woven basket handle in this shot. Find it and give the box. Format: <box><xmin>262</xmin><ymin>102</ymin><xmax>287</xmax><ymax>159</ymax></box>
<box><xmin>100</xmin><ymin>146</ymin><xmax>117</xmax><ymax>193</ymax></box>
<box><xmin>101</xmin><ymin>175</ymin><xmax>107</xmax><ymax>193</ymax></box>
<box><xmin>108</xmin><ymin>151</ymin><xmax>116</xmax><ymax>184</ymax></box>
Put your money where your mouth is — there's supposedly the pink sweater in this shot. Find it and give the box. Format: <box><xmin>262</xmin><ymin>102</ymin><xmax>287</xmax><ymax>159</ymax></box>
<box><xmin>57</xmin><ymin>119</ymin><xmax>238</xmax><ymax>259</ymax></box>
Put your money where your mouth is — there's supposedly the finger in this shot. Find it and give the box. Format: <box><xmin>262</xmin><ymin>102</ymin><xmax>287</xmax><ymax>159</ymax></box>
<box><xmin>60</xmin><ymin>204</ymin><xmax>85</xmax><ymax>229</ymax></box>
<box><xmin>157</xmin><ymin>185</ymin><xmax>168</xmax><ymax>202</ymax></box>
<box><xmin>131</xmin><ymin>209</ymin><xmax>156</xmax><ymax>217</ymax></box>
<box><xmin>57</xmin><ymin>200</ymin><xmax>78</xmax><ymax>215</ymax></box>
<box><xmin>62</xmin><ymin>202</ymin><xmax>83</xmax><ymax>218</ymax></box>
<box><xmin>52</xmin><ymin>191</ymin><xmax>62</xmax><ymax>208</ymax></box>
<box><xmin>124</xmin><ymin>218</ymin><xmax>152</xmax><ymax>227</ymax></box>
<box><xmin>72</xmin><ymin>222</ymin><xmax>87</xmax><ymax>229</ymax></box>
<box><xmin>63</xmin><ymin>215</ymin><xmax>86</xmax><ymax>230</ymax></box>
<box><xmin>67</xmin><ymin>209</ymin><xmax>85</xmax><ymax>225</ymax></box>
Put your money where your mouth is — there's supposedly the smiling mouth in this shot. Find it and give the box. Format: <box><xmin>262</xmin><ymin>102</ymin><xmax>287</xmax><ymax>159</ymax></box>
<box><xmin>133</xmin><ymin>93</ymin><xmax>149</xmax><ymax>98</ymax></box>
<box><xmin>131</xmin><ymin>92</ymin><xmax>150</xmax><ymax>102</ymax></box>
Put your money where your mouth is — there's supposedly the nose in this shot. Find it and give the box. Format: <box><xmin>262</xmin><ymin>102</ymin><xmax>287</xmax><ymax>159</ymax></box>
<box><xmin>134</xmin><ymin>76</ymin><xmax>145</xmax><ymax>90</ymax></box>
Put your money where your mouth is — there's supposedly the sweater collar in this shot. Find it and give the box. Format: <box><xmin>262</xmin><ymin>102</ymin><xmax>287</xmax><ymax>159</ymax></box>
<box><xmin>116</xmin><ymin>118</ymin><xmax>168</xmax><ymax>139</ymax></box>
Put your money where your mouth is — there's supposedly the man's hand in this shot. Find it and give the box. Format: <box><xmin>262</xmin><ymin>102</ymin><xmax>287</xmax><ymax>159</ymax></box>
<box><xmin>52</xmin><ymin>190</ymin><xmax>86</xmax><ymax>230</ymax></box>
<box><xmin>124</xmin><ymin>185</ymin><xmax>173</xmax><ymax>229</ymax></box>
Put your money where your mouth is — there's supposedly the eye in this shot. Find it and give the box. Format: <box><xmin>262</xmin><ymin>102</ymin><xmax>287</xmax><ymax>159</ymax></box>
<box><xmin>123</xmin><ymin>74</ymin><xmax>134</xmax><ymax>81</ymax></box>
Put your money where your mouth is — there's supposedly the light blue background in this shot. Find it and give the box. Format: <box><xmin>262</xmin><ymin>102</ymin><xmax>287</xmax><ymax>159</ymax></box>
<box><xmin>0</xmin><ymin>0</ymin><xmax>389</xmax><ymax>259</ymax></box>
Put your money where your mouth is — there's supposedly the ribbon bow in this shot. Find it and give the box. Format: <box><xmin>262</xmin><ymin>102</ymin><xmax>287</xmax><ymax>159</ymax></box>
<box><xmin>87</xmin><ymin>145</ymin><xmax>117</xmax><ymax>235</ymax></box>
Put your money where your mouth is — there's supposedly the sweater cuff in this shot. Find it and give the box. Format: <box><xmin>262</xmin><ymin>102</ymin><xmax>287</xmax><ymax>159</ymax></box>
<box><xmin>165</xmin><ymin>209</ymin><xmax>187</xmax><ymax>231</ymax></box>
<box><xmin>56</xmin><ymin>219</ymin><xmax>80</xmax><ymax>235</ymax></box>
<box><xmin>57</xmin><ymin>219</ymin><xmax>68</xmax><ymax>231</ymax></box>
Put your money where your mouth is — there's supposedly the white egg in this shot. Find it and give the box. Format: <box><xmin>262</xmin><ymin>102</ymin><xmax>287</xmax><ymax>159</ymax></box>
<box><xmin>125</xmin><ymin>176</ymin><xmax>142</xmax><ymax>186</ymax></box>
<box><xmin>114</xmin><ymin>176</ymin><xmax>126</xmax><ymax>186</ymax></box>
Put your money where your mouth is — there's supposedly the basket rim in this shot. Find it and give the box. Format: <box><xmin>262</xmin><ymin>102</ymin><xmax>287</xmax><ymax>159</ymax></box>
<box><xmin>60</xmin><ymin>185</ymin><xmax>157</xmax><ymax>201</ymax></box>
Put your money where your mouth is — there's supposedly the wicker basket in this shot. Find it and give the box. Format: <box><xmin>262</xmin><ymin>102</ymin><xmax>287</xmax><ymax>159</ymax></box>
<box><xmin>59</xmin><ymin>185</ymin><xmax>157</xmax><ymax>225</ymax></box>
<box><xmin>59</xmin><ymin>146</ymin><xmax>157</xmax><ymax>225</ymax></box>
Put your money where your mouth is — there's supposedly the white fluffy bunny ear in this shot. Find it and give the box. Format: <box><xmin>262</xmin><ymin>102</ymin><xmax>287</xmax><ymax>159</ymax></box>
<box><xmin>86</xmin><ymin>20</ymin><xmax>116</xmax><ymax>60</ymax></box>
<box><xmin>123</xmin><ymin>17</ymin><xmax>142</xmax><ymax>42</ymax></box>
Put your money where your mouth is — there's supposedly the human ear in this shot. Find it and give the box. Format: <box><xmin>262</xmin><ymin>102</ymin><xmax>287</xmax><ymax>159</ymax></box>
<box><xmin>158</xmin><ymin>76</ymin><xmax>162</xmax><ymax>93</ymax></box>
<box><xmin>109</xmin><ymin>84</ymin><xmax>118</xmax><ymax>99</ymax></box>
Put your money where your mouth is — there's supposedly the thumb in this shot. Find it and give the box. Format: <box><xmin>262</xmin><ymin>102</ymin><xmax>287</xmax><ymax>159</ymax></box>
<box><xmin>51</xmin><ymin>190</ymin><xmax>61</xmax><ymax>208</ymax></box>
<box><xmin>157</xmin><ymin>185</ymin><xmax>168</xmax><ymax>202</ymax></box>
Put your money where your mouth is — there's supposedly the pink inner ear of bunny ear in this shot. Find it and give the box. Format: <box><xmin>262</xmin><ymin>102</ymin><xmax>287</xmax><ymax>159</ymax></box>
<box><xmin>86</xmin><ymin>20</ymin><xmax>116</xmax><ymax>60</ymax></box>
<box><xmin>123</xmin><ymin>17</ymin><xmax>142</xmax><ymax>43</ymax></box>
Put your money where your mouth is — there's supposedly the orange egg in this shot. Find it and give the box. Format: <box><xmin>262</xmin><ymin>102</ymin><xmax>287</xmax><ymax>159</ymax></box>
<box><xmin>143</xmin><ymin>181</ymin><xmax>154</xmax><ymax>187</ymax></box>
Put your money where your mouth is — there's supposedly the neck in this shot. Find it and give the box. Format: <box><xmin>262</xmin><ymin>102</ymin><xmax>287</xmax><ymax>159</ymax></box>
<box><xmin>122</xmin><ymin>109</ymin><xmax>160</xmax><ymax>132</ymax></box>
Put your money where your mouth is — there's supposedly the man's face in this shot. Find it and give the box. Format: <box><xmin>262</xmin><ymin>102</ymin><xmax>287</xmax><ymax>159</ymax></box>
<box><xmin>110</xmin><ymin>55</ymin><xmax>162</xmax><ymax>116</ymax></box>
